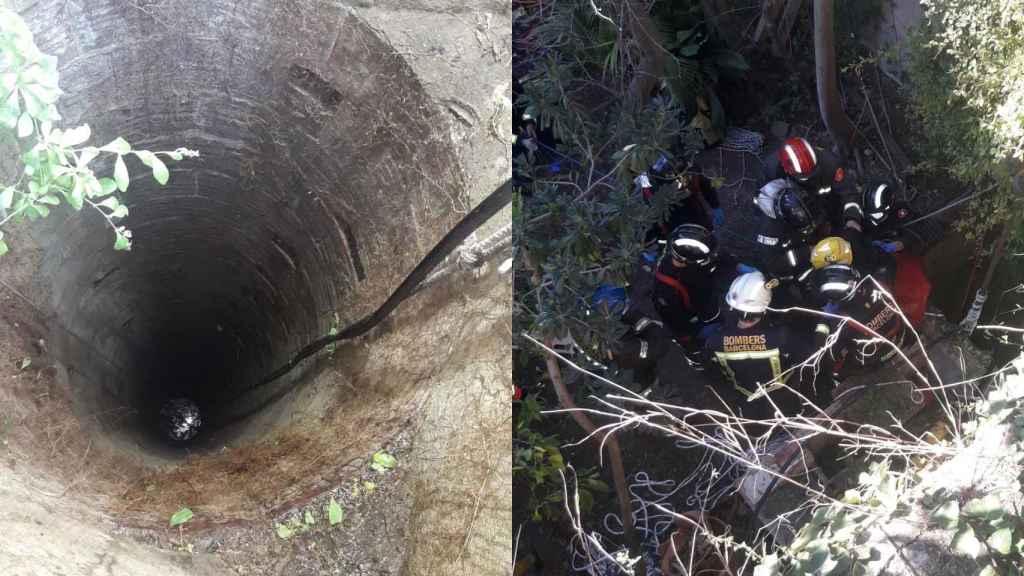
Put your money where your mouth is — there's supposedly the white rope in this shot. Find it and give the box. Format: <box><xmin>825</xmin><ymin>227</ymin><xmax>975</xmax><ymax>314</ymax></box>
<box><xmin>417</xmin><ymin>221</ymin><xmax>513</xmax><ymax>291</ymax></box>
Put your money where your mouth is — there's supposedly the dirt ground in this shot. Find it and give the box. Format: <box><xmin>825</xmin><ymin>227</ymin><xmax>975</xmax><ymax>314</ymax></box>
<box><xmin>1</xmin><ymin>240</ymin><xmax>511</xmax><ymax>576</ymax></box>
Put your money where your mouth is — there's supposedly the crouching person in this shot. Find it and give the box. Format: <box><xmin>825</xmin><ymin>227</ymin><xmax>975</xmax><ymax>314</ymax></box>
<box><xmin>704</xmin><ymin>272</ymin><xmax>822</xmax><ymax>421</ymax></box>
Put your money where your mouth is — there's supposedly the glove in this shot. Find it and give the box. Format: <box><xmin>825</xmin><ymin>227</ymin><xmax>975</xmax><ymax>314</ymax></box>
<box><xmin>737</xmin><ymin>263</ymin><xmax>759</xmax><ymax>274</ymax></box>
<box><xmin>549</xmin><ymin>160</ymin><xmax>561</xmax><ymax>174</ymax></box>
<box><xmin>872</xmin><ymin>240</ymin><xmax>901</xmax><ymax>254</ymax></box>
<box><xmin>651</xmin><ymin>154</ymin><xmax>669</xmax><ymax>174</ymax></box>
<box><xmin>712</xmin><ymin>208</ymin><xmax>725</xmax><ymax>228</ymax></box>
<box><xmin>698</xmin><ymin>322</ymin><xmax>718</xmax><ymax>341</ymax></box>
<box><xmin>823</xmin><ymin>301</ymin><xmax>840</xmax><ymax>314</ymax></box>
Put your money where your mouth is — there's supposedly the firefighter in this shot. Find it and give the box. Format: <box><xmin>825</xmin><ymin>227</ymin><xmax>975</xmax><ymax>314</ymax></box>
<box><xmin>633</xmin><ymin>152</ymin><xmax>724</xmax><ymax>241</ymax></box>
<box><xmin>591</xmin><ymin>271</ymin><xmax>704</xmax><ymax>396</ymax></box>
<box><xmin>651</xmin><ymin>224</ymin><xmax>729</xmax><ymax>350</ymax></box>
<box><xmin>813</xmin><ymin>262</ymin><xmax>908</xmax><ymax>379</ymax></box>
<box><xmin>704</xmin><ymin>272</ymin><xmax>819</xmax><ymax>419</ymax></box>
<box><xmin>797</xmin><ymin>235</ymin><xmax>855</xmax><ymax>304</ymax></box>
<box><xmin>862</xmin><ymin>180</ymin><xmax>911</xmax><ymax>245</ymax></box>
<box><xmin>861</xmin><ymin>180</ymin><xmax>917</xmax><ymax>278</ymax></box>
<box><xmin>746</xmin><ymin>178</ymin><xmax>823</xmax><ymax>299</ymax></box>
<box><xmin>771</xmin><ymin>136</ymin><xmax>862</xmax><ymax>227</ymax></box>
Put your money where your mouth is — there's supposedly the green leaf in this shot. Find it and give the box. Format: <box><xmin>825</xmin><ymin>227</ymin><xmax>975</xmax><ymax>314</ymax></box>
<box><xmin>0</xmin><ymin>90</ymin><xmax>19</xmax><ymax>129</ymax></box>
<box><xmin>303</xmin><ymin>510</ymin><xmax>315</xmax><ymax>525</ymax></box>
<box><xmin>23</xmin><ymin>82</ymin><xmax>61</xmax><ymax>105</ymax></box>
<box><xmin>19</xmin><ymin>357</ymin><xmax>31</xmax><ymax>370</ymax></box>
<box><xmin>135</xmin><ymin>150</ymin><xmax>156</xmax><ymax>166</ymax></box>
<box><xmin>0</xmin><ymin>187</ymin><xmax>14</xmax><ymax>210</ymax></box>
<box><xmin>67</xmin><ymin>178</ymin><xmax>84</xmax><ymax>211</ymax></box>
<box><xmin>61</xmin><ymin>124</ymin><xmax>90</xmax><ymax>147</ymax></box>
<box><xmin>114</xmin><ymin>155</ymin><xmax>129</xmax><ymax>192</ymax></box>
<box><xmin>111</xmin><ymin>204</ymin><xmax>129</xmax><ymax>219</ymax></box>
<box><xmin>169</xmin><ymin>507</ymin><xmax>193</xmax><ymax>527</ymax></box>
<box><xmin>167</xmin><ymin>150</ymin><xmax>184</xmax><ymax>161</ymax></box>
<box><xmin>77</xmin><ymin>147</ymin><xmax>99</xmax><ymax>167</ymax></box>
<box><xmin>712</xmin><ymin>49</ymin><xmax>751</xmax><ymax>80</ymax></box>
<box><xmin>963</xmin><ymin>495</ymin><xmax>1004</xmax><ymax>520</ymax></box>
<box><xmin>370</xmin><ymin>451</ymin><xmax>397</xmax><ymax>472</ymax></box>
<box><xmin>97</xmin><ymin>178</ymin><xmax>118</xmax><ymax>197</ymax></box>
<box><xmin>933</xmin><ymin>500</ymin><xmax>960</xmax><ymax>530</ymax></box>
<box><xmin>0</xmin><ymin>238</ymin><xmax>7</xmax><ymax>257</ymax></box>
<box><xmin>102</xmin><ymin>137</ymin><xmax>131</xmax><ymax>154</ymax></box>
<box><xmin>113</xmin><ymin>231</ymin><xmax>131</xmax><ymax>251</ymax></box>
<box><xmin>96</xmin><ymin>197</ymin><xmax>119</xmax><ymax>211</ymax></box>
<box><xmin>952</xmin><ymin>525</ymin><xmax>982</xmax><ymax>558</ymax></box>
<box><xmin>32</xmin><ymin>204</ymin><xmax>49</xmax><ymax>218</ymax></box>
<box><xmin>38</xmin><ymin>195</ymin><xmax>59</xmax><ymax>206</ymax></box>
<box><xmin>679</xmin><ymin>41</ymin><xmax>701</xmax><ymax>57</ymax></box>
<box><xmin>979</xmin><ymin>566</ymin><xmax>997</xmax><ymax>576</ymax></box>
<box><xmin>988</xmin><ymin>527</ymin><xmax>1013</xmax><ymax>555</ymax></box>
<box><xmin>150</xmin><ymin>156</ymin><xmax>168</xmax><ymax>185</ymax></box>
<box><xmin>16</xmin><ymin>111</ymin><xmax>32</xmax><ymax>138</ymax></box>
<box><xmin>20</xmin><ymin>87</ymin><xmax>44</xmax><ymax>118</ymax></box>
<box><xmin>275</xmin><ymin>522</ymin><xmax>295</xmax><ymax>540</ymax></box>
<box><xmin>327</xmin><ymin>497</ymin><xmax>343</xmax><ymax>526</ymax></box>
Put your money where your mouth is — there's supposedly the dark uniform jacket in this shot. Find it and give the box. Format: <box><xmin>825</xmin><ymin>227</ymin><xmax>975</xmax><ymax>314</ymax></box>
<box><xmin>650</xmin><ymin>249</ymin><xmax>728</xmax><ymax>345</ymax></box>
<box><xmin>703</xmin><ymin>320</ymin><xmax>812</xmax><ymax>419</ymax></box>
<box><xmin>767</xmin><ymin>145</ymin><xmax>855</xmax><ymax>227</ymax></box>
<box><xmin>820</xmin><ymin>283</ymin><xmax>907</xmax><ymax>376</ymax></box>
<box><xmin>748</xmin><ymin>179</ymin><xmax>817</xmax><ymax>281</ymax></box>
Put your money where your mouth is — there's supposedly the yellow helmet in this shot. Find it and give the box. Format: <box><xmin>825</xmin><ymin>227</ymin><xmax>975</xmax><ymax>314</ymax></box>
<box><xmin>810</xmin><ymin>237</ymin><xmax>853</xmax><ymax>269</ymax></box>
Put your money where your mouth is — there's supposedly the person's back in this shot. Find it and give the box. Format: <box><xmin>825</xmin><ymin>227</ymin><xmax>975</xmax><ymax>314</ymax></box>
<box><xmin>704</xmin><ymin>272</ymin><xmax>813</xmax><ymax>419</ymax></box>
<box><xmin>813</xmin><ymin>264</ymin><xmax>907</xmax><ymax>379</ymax></box>
<box><xmin>705</xmin><ymin>319</ymin><xmax>797</xmax><ymax>418</ymax></box>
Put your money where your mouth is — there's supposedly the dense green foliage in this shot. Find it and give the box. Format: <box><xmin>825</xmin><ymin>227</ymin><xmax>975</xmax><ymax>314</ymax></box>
<box><xmin>0</xmin><ymin>8</ymin><xmax>197</xmax><ymax>256</ymax></box>
<box><xmin>513</xmin><ymin>394</ymin><xmax>609</xmax><ymax>522</ymax></box>
<box><xmin>907</xmin><ymin>0</ymin><xmax>1024</xmax><ymax>238</ymax></box>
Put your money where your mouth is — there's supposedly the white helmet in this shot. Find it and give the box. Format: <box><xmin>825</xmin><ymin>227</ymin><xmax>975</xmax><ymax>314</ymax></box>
<box><xmin>726</xmin><ymin>272</ymin><xmax>772</xmax><ymax>314</ymax></box>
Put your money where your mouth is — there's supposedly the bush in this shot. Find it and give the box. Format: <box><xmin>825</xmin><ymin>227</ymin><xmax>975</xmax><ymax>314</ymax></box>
<box><xmin>906</xmin><ymin>1</ymin><xmax>1024</xmax><ymax>238</ymax></box>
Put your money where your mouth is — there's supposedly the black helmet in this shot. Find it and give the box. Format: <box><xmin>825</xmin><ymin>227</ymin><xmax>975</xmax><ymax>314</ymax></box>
<box><xmin>669</xmin><ymin>223</ymin><xmax>716</xmax><ymax>266</ymax></box>
<box><xmin>776</xmin><ymin>187</ymin><xmax>816</xmax><ymax>236</ymax></box>
<box><xmin>863</xmin><ymin>181</ymin><xmax>895</xmax><ymax>226</ymax></box>
<box><xmin>817</xmin><ymin>264</ymin><xmax>860</xmax><ymax>301</ymax></box>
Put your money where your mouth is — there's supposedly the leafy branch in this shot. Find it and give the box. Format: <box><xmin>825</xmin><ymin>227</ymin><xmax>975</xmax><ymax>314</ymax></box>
<box><xmin>0</xmin><ymin>8</ymin><xmax>198</xmax><ymax>256</ymax></box>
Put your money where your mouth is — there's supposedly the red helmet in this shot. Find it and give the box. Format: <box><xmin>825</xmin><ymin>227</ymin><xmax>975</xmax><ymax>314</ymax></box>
<box><xmin>778</xmin><ymin>137</ymin><xmax>818</xmax><ymax>180</ymax></box>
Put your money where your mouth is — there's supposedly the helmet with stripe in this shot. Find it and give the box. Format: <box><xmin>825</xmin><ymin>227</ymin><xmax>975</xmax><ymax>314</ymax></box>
<box><xmin>669</xmin><ymin>223</ymin><xmax>717</xmax><ymax>266</ymax></box>
<box><xmin>817</xmin><ymin>264</ymin><xmax>860</xmax><ymax>300</ymax></box>
<box><xmin>778</xmin><ymin>137</ymin><xmax>818</xmax><ymax>180</ymax></box>
<box><xmin>863</xmin><ymin>181</ymin><xmax>895</xmax><ymax>226</ymax></box>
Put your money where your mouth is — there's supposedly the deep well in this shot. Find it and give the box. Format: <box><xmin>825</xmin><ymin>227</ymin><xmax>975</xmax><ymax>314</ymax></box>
<box><xmin>0</xmin><ymin>1</ymin><xmax>511</xmax><ymax>574</ymax></box>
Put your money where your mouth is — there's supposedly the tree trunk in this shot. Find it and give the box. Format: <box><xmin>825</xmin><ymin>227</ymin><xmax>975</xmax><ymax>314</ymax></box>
<box><xmin>624</xmin><ymin>0</ymin><xmax>666</xmax><ymax>114</ymax></box>
<box><xmin>813</xmin><ymin>0</ymin><xmax>856</xmax><ymax>158</ymax></box>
